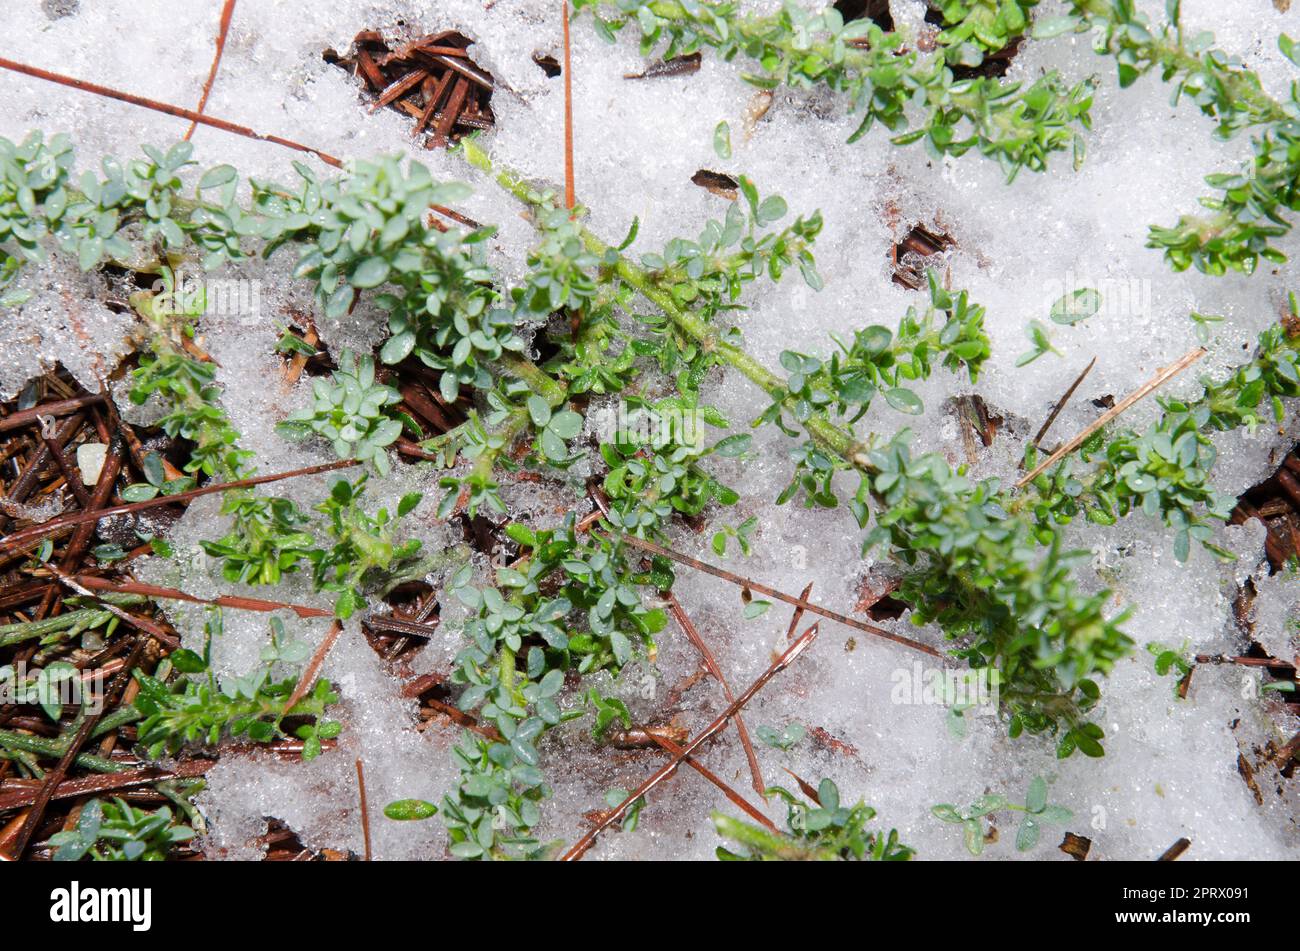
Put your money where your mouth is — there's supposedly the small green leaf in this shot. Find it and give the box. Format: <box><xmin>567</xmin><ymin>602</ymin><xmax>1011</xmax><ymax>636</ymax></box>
<box><xmin>1049</xmin><ymin>288</ymin><xmax>1102</xmax><ymax>325</ymax></box>
<box><xmin>384</xmin><ymin>799</ymin><xmax>438</xmax><ymax>821</ymax></box>
<box><xmin>713</xmin><ymin>120</ymin><xmax>732</xmax><ymax>160</ymax></box>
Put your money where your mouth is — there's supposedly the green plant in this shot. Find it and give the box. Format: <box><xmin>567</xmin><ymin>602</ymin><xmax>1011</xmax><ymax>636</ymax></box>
<box><xmin>1020</xmin><ymin>312</ymin><xmax>1300</xmax><ymax>562</ymax></box>
<box><xmin>48</xmin><ymin>797</ymin><xmax>195</xmax><ymax>862</ymax></box>
<box><xmin>714</xmin><ymin>777</ymin><xmax>913</xmax><ymax>860</ymax></box>
<box><xmin>0</xmin><ymin>660</ymin><xmax>78</xmax><ymax>721</ymax></box>
<box><xmin>935</xmin><ymin>0</ymin><xmax>1038</xmax><ymax>57</ymax></box>
<box><xmin>11</xmin><ymin>123</ymin><xmax>1299</xmax><ymax>862</ymax></box>
<box><xmin>1147</xmin><ymin>641</ymin><xmax>1193</xmax><ymax>695</ymax></box>
<box><xmin>308</xmin><ymin>476</ymin><xmax>426</xmax><ymax>618</ymax></box>
<box><xmin>755</xmin><ymin>722</ymin><xmax>805</xmax><ymax>750</ymax></box>
<box><xmin>1052</xmin><ymin>0</ymin><xmax>1300</xmax><ymax>276</ymax></box>
<box><xmin>932</xmin><ymin>775</ymin><xmax>1071</xmax><ymax>855</ymax></box>
<box><xmin>765</xmin><ymin>272</ymin><xmax>990</xmax><ymax>427</ymax></box>
<box><xmin>1015</xmin><ymin>319</ymin><xmax>1062</xmax><ymax>366</ymax></box>
<box><xmin>129</xmin><ymin>305</ymin><xmax>319</xmax><ymax>587</ymax></box>
<box><xmin>277</xmin><ymin>349</ymin><xmax>405</xmax><ymax>475</ymax></box>
<box><xmin>133</xmin><ymin>611</ymin><xmax>340</xmax><ymax>760</ymax></box>
<box><xmin>255</xmin><ymin>157</ymin><xmax>515</xmax><ymax>402</ymax></box>
<box><xmin>575</xmin><ymin>0</ymin><xmax>1094</xmax><ymax>181</ymax></box>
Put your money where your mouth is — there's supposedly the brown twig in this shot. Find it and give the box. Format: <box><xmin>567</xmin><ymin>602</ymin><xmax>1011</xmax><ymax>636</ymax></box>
<box><xmin>355</xmin><ymin>758</ymin><xmax>373</xmax><ymax>861</ymax></box>
<box><xmin>664</xmin><ymin>591</ymin><xmax>764</xmax><ymax>798</ymax></box>
<box><xmin>184</xmin><ymin>0</ymin><xmax>238</xmax><ymax>139</ymax></box>
<box><xmin>0</xmin><ymin>458</ymin><xmax>359</xmax><ymax>554</ymax></box>
<box><xmin>562</xmin><ymin>0</ymin><xmax>576</xmax><ymax>211</ymax></box>
<box><xmin>617</xmin><ymin>533</ymin><xmax>940</xmax><ymax>657</ymax></box>
<box><xmin>561</xmin><ymin>622</ymin><xmax>819</xmax><ymax>861</ymax></box>
<box><xmin>1017</xmin><ymin>346</ymin><xmax>1206</xmax><ymax>488</ymax></box>
<box><xmin>283</xmin><ymin>620</ymin><xmax>344</xmax><ymax>713</ymax></box>
<box><xmin>644</xmin><ymin>731</ymin><xmax>778</xmax><ymax>832</ymax></box>
<box><xmin>0</xmin><ymin>55</ymin><xmax>343</xmax><ymax>167</ymax></box>
<box><xmin>72</xmin><ymin>575</ymin><xmax>333</xmax><ymax>620</ymax></box>
<box><xmin>785</xmin><ymin>581</ymin><xmax>812</xmax><ymax>641</ymax></box>
<box><xmin>0</xmin><ymin>761</ymin><xmax>209</xmax><ymax>811</ymax></box>
<box><xmin>0</xmin><ymin>393</ymin><xmax>105</xmax><ymax>434</ymax></box>
<box><xmin>1031</xmin><ymin>355</ymin><xmax>1096</xmax><ymax>448</ymax></box>
<box><xmin>44</xmin><ymin>564</ymin><xmax>179</xmax><ymax>648</ymax></box>
<box><xmin>1156</xmin><ymin>837</ymin><xmax>1191</xmax><ymax>861</ymax></box>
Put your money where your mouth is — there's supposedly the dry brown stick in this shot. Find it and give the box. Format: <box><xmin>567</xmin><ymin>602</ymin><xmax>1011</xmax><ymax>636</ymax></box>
<box><xmin>283</xmin><ymin>620</ymin><xmax>344</xmax><ymax>713</ymax></box>
<box><xmin>38</xmin><ymin>419</ymin><xmax>91</xmax><ymax>510</ymax></box>
<box><xmin>1032</xmin><ymin>355</ymin><xmax>1096</xmax><ymax>448</ymax></box>
<box><xmin>1195</xmin><ymin>653</ymin><xmax>1295</xmax><ymax>670</ymax></box>
<box><xmin>1156</xmin><ymin>837</ymin><xmax>1191</xmax><ymax>861</ymax></box>
<box><xmin>0</xmin><ymin>761</ymin><xmax>209</xmax><ymax>811</ymax></box>
<box><xmin>72</xmin><ymin>575</ymin><xmax>333</xmax><ymax>619</ymax></box>
<box><xmin>785</xmin><ymin>581</ymin><xmax>812</xmax><ymax>641</ymax></box>
<box><xmin>44</xmin><ymin>564</ymin><xmax>179</xmax><ymax>648</ymax></box>
<box><xmin>0</xmin><ymin>414</ymin><xmax>84</xmax><ymax>534</ymax></box>
<box><xmin>418</xmin><ymin>697</ymin><xmax>502</xmax><ymax>741</ymax></box>
<box><xmin>1016</xmin><ymin>346</ymin><xmax>1207</xmax><ymax>488</ymax></box>
<box><xmin>664</xmin><ymin>591</ymin><xmax>764</xmax><ymax>798</ymax></box>
<box><xmin>430</xmin><ymin>77</ymin><xmax>470</xmax><ymax>149</ymax></box>
<box><xmin>562</xmin><ymin>0</ymin><xmax>576</xmax><ymax>211</ymax></box>
<box><xmin>561</xmin><ymin>622</ymin><xmax>819</xmax><ymax>861</ymax></box>
<box><xmin>0</xmin><ymin>393</ymin><xmax>105</xmax><ymax>434</ymax></box>
<box><xmin>372</xmin><ymin>68</ymin><xmax>428</xmax><ymax>111</ymax></box>
<box><xmin>413</xmin><ymin>69</ymin><xmax>454</xmax><ymax>136</ymax></box>
<box><xmin>355</xmin><ymin>759</ymin><xmax>373</xmax><ymax>861</ymax></box>
<box><xmin>1273</xmin><ymin>730</ymin><xmax>1300</xmax><ymax>768</ymax></box>
<box><xmin>0</xmin><ymin>458</ymin><xmax>359</xmax><ymax>554</ymax></box>
<box><xmin>644</xmin><ymin>731</ymin><xmax>778</xmax><ymax>832</ymax></box>
<box><xmin>0</xmin><ymin>56</ymin><xmax>343</xmax><ymax>167</ymax></box>
<box><xmin>424</xmin><ymin>54</ymin><xmax>492</xmax><ymax>90</ymax></box>
<box><xmin>617</xmin><ymin>533</ymin><xmax>940</xmax><ymax>657</ymax></box>
<box><xmin>57</xmin><ymin>435</ymin><xmax>125</xmax><ymax>582</ymax></box>
<box><xmin>184</xmin><ymin>0</ymin><xmax>238</xmax><ymax>139</ymax></box>
<box><xmin>365</xmin><ymin>614</ymin><xmax>438</xmax><ymax>638</ymax></box>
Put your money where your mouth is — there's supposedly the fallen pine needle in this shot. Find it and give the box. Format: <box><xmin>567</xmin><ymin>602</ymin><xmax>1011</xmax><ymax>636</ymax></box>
<box><xmin>1016</xmin><ymin>346</ymin><xmax>1206</xmax><ymax>489</ymax></box>
<box><xmin>562</xmin><ymin>622</ymin><xmax>819</xmax><ymax>861</ymax></box>
<box><xmin>283</xmin><ymin>619</ymin><xmax>343</xmax><ymax>714</ymax></box>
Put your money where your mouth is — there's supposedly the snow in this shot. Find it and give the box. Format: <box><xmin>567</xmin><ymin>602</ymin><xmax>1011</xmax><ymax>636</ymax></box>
<box><xmin>1</xmin><ymin>0</ymin><xmax>1298</xmax><ymax>859</ymax></box>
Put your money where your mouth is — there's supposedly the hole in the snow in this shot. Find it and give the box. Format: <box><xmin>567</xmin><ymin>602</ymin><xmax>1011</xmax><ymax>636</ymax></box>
<box><xmin>864</xmin><ymin>594</ymin><xmax>908</xmax><ymax>622</ymax></box>
<box><xmin>833</xmin><ymin>0</ymin><xmax>893</xmax><ymax>31</ymax></box>
<box><xmin>363</xmin><ymin>580</ymin><xmax>438</xmax><ymax>665</ymax></box>
<box><xmin>533</xmin><ymin>52</ymin><xmax>561</xmax><ymax>77</ymax></box>
<box><xmin>922</xmin><ymin>5</ymin><xmax>1024</xmax><ymax>79</ymax></box>
<box><xmin>948</xmin><ymin>36</ymin><xmax>1024</xmax><ymax>80</ymax></box>
<box><xmin>891</xmin><ymin>222</ymin><xmax>954</xmax><ymax>290</ymax></box>
<box><xmin>1232</xmin><ymin>447</ymin><xmax>1300</xmax><ymax>573</ymax></box>
<box><xmin>327</xmin><ymin>29</ymin><xmax>495</xmax><ymax>148</ymax></box>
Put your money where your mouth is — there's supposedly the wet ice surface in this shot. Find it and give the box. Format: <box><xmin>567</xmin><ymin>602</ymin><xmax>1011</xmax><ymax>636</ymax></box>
<box><xmin>2</xmin><ymin>0</ymin><xmax>1298</xmax><ymax>859</ymax></box>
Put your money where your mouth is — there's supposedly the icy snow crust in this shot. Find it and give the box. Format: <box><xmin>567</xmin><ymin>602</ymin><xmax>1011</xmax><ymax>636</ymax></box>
<box><xmin>1</xmin><ymin>0</ymin><xmax>1298</xmax><ymax>859</ymax></box>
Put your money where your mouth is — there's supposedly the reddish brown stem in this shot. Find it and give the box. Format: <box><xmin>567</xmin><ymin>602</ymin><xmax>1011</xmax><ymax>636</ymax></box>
<box><xmin>355</xmin><ymin>758</ymin><xmax>373</xmax><ymax>861</ymax></box>
<box><xmin>0</xmin><ymin>458</ymin><xmax>359</xmax><ymax>554</ymax></box>
<box><xmin>184</xmin><ymin>0</ymin><xmax>238</xmax><ymax>139</ymax></box>
<box><xmin>664</xmin><ymin>591</ymin><xmax>765</xmax><ymax>799</ymax></box>
<box><xmin>618</xmin><ymin>533</ymin><xmax>940</xmax><ymax>657</ymax></box>
<box><xmin>645</xmin><ymin>731</ymin><xmax>778</xmax><ymax>832</ymax></box>
<box><xmin>561</xmin><ymin>1</ymin><xmax>576</xmax><ymax>211</ymax></box>
<box><xmin>562</xmin><ymin>623</ymin><xmax>818</xmax><ymax>861</ymax></box>
<box><xmin>283</xmin><ymin>619</ymin><xmax>343</xmax><ymax>714</ymax></box>
<box><xmin>72</xmin><ymin>574</ymin><xmax>333</xmax><ymax>619</ymax></box>
<box><xmin>0</xmin><ymin>55</ymin><xmax>342</xmax><ymax>167</ymax></box>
